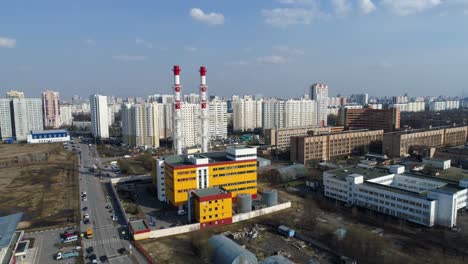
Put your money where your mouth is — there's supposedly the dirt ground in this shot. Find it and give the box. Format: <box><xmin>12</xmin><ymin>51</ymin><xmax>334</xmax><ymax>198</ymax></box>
<box><xmin>0</xmin><ymin>143</ymin><xmax>79</xmax><ymax>230</ymax></box>
<box><xmin>139</xmin><ymin>210</ymin><xmax>336</xmax><ymax>264</ymax></box>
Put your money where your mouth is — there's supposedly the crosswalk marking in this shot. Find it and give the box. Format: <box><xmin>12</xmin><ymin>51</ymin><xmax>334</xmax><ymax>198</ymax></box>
<box><xmin>83</xmin><ymin>237</ymin><xmax>121</xmax><ymax>247</ymax></box>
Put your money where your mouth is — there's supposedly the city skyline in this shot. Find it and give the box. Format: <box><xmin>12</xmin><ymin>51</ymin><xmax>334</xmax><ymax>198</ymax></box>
<box><xmin>1</xmin><ymin>1</ymin><xmax>468</xmax><ymax>98</ymax></box>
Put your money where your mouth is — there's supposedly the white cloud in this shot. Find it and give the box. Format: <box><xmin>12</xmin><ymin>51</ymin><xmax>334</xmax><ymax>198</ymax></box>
<box><xmin>189</xmin><ymin>8</ymin><xmax>225</xmax><ymax>25</ymax></box>
<box><xmin>135</xmin><ymin>37</ymin><xmax>153</xmax><ymax>48</ymax></box>
<box><xmin>0</xmin><ymin>37</ymin><xmax>16</xmax><ymax>48</ymax></box>
<box><xmin>358</xmin><ymin>0</ymin><xmax>376</xmax><ymax>14</ymax></box>
<box><xmin>261</xmin><ymin>8</ymin><xmax>320</xmax><ymax>27</ymax></box>
<box><xmin>382</xmin><ymin>0</ymin><xmax>442</xmax><ymax>15</ymax></box>
<box><xmin>185</xmin><ymin>46</ymin><xmax>197</xmax><ymax>52</ymax></box>
<box><xmin>112</xmin><ymin>55</ymin><xmax>147</xmax><ymax>61</ymax></box>
<box><xmin>225</xmin><ymin>60</ymin><xmax>250</xmax><ymax>66</ymax></box>
<box><xmin>331</xmin><ymin>0</ymin><xmax>351</xmax><ymax>14</ymax></box>
<box><xmin>83</xmin><ymin>38</ymin><xmax>95</xmax><ymax>45</ymax></box>
<box><xmin>273</xmin><ymin>45</ymin><xmax>304</xmax><ymax>55</ymax></box>
<box><xmin>256</xmin><ymin>55</ymin><xmax>288</xmax><ymax>64</ymax></box>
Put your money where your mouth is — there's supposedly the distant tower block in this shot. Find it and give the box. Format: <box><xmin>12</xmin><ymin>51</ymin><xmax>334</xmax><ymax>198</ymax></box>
<box><xmin>200</xmin><ymin>66</ymin><xmax>209</xmax><ymax>153</ymax></box>
<box><xmin>173</xmin><ymin>65</ymin><xmax>183</xmax><ymax>155</ymax></box>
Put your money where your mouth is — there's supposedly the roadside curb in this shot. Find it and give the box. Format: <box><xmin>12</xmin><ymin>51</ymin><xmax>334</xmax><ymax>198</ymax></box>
<box><xmin>25</xmin><ymin>225</ymin><xmax>78</xmax><ymax>235</ymax></box>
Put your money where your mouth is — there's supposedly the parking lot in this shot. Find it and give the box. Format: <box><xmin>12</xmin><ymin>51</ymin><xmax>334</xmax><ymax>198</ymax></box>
<box><xmin>23</xmin><ymin>227</ymin><xmax>81</xmax><ymax>264</ymax></box>
<box><xmin>116</xmin><ymin>182</ymin><xmax>188</xmax><ymax>229</ymax></box>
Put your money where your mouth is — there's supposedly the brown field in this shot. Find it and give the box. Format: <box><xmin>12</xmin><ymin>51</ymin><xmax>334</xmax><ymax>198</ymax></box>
<box><xmin>0</xmin><ymin>143</ymin><xmax>79</xmax><ymax>231</ymax></box>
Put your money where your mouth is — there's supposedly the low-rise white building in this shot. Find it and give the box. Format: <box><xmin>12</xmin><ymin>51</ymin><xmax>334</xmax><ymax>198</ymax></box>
<box><xmin>26</xmin><ymin>129</ymin><xmax>70</xmax><ymax>144</ymax></box>
<box><xmin>423</xmin><ymin>158</ymin><xmax>451</xmax><ymax>170</ymax></box>
<box><xmin>323</xmin><ymin>166</ymin><xmax>467</xmax><ymax>227</ymax></box>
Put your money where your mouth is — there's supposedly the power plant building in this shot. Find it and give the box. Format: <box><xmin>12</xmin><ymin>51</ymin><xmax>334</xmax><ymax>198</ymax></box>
<box><xmin>162</xmin><ymin>146</ymin><xmax>258</xmax><ymax>207</ymax></box>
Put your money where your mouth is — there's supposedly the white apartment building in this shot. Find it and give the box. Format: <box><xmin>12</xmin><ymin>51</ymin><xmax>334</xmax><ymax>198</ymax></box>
<box><xmin>135</xmin><ymin>103</ymin><xmax>159</xmax><ymax>148</ymax></box>
<box><xmin>310</xmin><ymin>83</ymin><xmax>329</xmax><ymax>127</ymax></box>
<box><xmin>180</xmin><ymin>102</ymin><xmax>201</xmax><ymax>149</ymax></box>
<box><xmin>393</xmin><ymin>101</ymin><xmax>425</xmax><ymax>112</ymax></box>
<box><xmin>90</xmin><ymin>94</ymin><xmax>109</xmax><ymax>138</ymax></box>
<box><xmin>209</xmin><ymin>99</ymin><xmax>227</xmax><ymax>139</ymax></box>
<box><xmin>323</xmin><ymin>166</ymin><xmax>468</xmax><ymax>227</ymax></box>
<box><xmin>262</xmin><ymin>99</ymin><xmax>284</xmax><ymax>129</ymax></box>
<box><xmin>0</xmin><ymin>99</ymin><xmax>13</xmax><ymax>139</ymax></box>
<box><xmin>429</xmin><ymin>100</ymin><xmax>460</xmax><ymax>112</ymax></box>
<box><xmin>284</xmin><ymin>99</ymin><xmax>317</xmax><ymax>128</ymax></box>
<box><xmin>262</xmin><ymin>99</ymin><xmax>318</xmax><ymax>129</ymax></box>
<box><xmin>71</xmin><ymin>102</ymin><xmax>90</xmax><ymax>114</ymax></box>
<box><xmin>158</xmin><ymin>103</ymin><xmax>172</xmax><ymax>139</ymax></box>
<box><xmin>60</xmin><ymin>105</ymin><xmax>73</xmax><ymax>126</ymax></box>
<box><xmin>233</xmin><ymin>98</ymin><xmax>262</xmax><ymax>132</ymax></box>
<box><xmin>11</xmin><ymin>98</ymin><xmax>44</xmax><ymax>141</ymax></box>
<box><xmin>121</xmin><ymin>103</ymin><xmax>160</xmax><ymax>148</ymax></box>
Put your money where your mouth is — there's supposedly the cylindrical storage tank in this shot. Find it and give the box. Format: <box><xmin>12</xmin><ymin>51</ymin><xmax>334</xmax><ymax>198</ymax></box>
<box><xmin>237</xmin><ymin>194</ymin><xmax>252</xmax><ymax>213</ymax></box>
<box><xmin>263</xmin><ymin>190</ymin><xmax>278</xmax><ymax>207</ymax></box>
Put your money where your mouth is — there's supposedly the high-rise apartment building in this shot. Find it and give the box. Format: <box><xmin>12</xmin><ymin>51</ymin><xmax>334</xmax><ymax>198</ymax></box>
<box><xmin>180</xmin><ymin>102</ymin><xmax>201</xmax><ymax>149</ymax></box>
<box><xmin>60</xmin><ymin>105</ymin><xmax>73</xmax><ymax>126</ymax></box>
<box><xmin>0</xmin><ymin>99</ymin><xmax>13</xmax><ymax>140</ymax></box>
<box><xmin>89</xmin><ymin>94</ymin><xmax>109</xmax><ymax>139</ymax></box>
<box><xmin>6</xmin><ymin>90</ymin><xmax>24</xmax><ymax>99</ymax></box>
<box><xmin>136</xmin><ymin>103</ymin><xmax>159</xmax><ymax>148</ymax></box>
<box><xmin>338</xmin><ymin>108</ymin><xmax>400</xmax><ymax>132</ymax></box>
<box><xmin>283</xmin><ymin>99</ymin><xmax>317</xmax><ymax>128</ymax></box>
<box><xmin>262</xmin><ymin>99</ymin><xmax>284</xmax><ymax>130</ymax></box>
<box><xmin>310</xmin><ymin>83</ymin><xmax>329</xmax><ymax>127</ymax></box>
<box><xmin>233</xmin><ymin>98</ymin><xmax>262</xmax><ymax>132</ymax></box>
<box><xmin>356</xmin><ymin>93</ymin><xmax>369</xmax><ymax>105</ymax></box>
<box><xmin>11</xmin><ymin>98</ymin><xmax>44</xmax><ymax>141</ymax></box>
<box><xmin>209</xmin><ymin>99</ymin><xmax>228</xmax><ymax>139</ymax></box>
<box><xmin>121</xmin><ymin>104</ymin><xmax>135</xmax><ymax>145</ymax></box>
<box><xmin>42</xmin><ymin>90</ymin><xmax>61</xmax><ymax>128</ymax></box>
<box><xmin>158</xmin><ymin>103</ymin><xmax>173</xmax><ymax>139</ymax></box>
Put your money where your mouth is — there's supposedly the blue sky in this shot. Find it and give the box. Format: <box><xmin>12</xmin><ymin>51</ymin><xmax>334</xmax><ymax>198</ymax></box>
<box><xmin>1</xmin><ymin>0</ymin><xmax>468</xmax><ymax>99</ymax></box>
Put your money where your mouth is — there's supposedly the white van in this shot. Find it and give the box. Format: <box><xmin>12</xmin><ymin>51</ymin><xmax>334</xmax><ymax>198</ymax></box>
<box><xmin>62</xmin><ymin>235</ymin><xmax>78</xmax><ymax>243</ymax></box>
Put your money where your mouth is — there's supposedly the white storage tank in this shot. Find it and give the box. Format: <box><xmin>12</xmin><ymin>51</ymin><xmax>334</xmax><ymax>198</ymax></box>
<box><xmin>262</xmin><ymin>190</ymin><xmax>278</xmax><ymax>207</ymax></box>
<box><xmin>237</xmin><ymin>194</ymin><xmax>252</xmax><ymax>213</ymax></box>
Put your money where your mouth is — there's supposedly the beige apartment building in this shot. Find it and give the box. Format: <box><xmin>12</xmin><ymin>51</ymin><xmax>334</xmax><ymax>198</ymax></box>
<box><xmin>290</xmin><ymin>129</ymin><xmax>384</xmax><ymax>164</ymax></box>
<box><xmin>265</xmin><ymin>126</ymin><xmax>344</xmax><ymax>151</ymax></box>
<box><xmin>383</xmin><ymin>126</ymin><xmax>468</xmax><ymax>158</ymax></box>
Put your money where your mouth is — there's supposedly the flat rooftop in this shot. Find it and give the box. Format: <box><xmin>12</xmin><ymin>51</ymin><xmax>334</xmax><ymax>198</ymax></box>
<box><xmin>0</xmin><ymin>213</ymin><xmax>23</xmax><ymax>248</ymax></box>
<box><xmin>164</xmin><ymin>151</ymin><xmax>229</xmax><ymax>167</ymax></box>
<box><xmin>129</xmin><ymin>220</ymin><xmax>149</xmax><ymax>232</ymax></box>
<box><xmin>327</xmin><ymin>166</ymin><xmax>465</xmax><ymax>197</ymax></box>
<box><xmin>31</xmin><ymin>129</ymin><xmax>68</xmax><ymax>134</ymax></box>
<box><xmin>327</xmin><ymin>166</ymin><xmax>390</xmax><ymax>181</ymax></box>
<box><xmin>192</xmin><ymin>187</ymin><xmax>227</xmax><ymax>198</ymax></box>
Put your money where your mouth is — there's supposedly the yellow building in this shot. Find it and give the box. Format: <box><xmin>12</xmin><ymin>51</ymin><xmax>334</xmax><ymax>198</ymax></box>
<box><xmin>192</xmin><ymin>187</ymin><xmax>233</xmax><ymax>228</ymax></box>
<box><xmin>164</xmin><ymin>146</ymin><xmax>258</xmax><ymax>207</ymax></box>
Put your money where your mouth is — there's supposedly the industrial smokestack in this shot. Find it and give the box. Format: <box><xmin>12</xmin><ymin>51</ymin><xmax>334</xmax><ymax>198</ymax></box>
<box><xmin>173</xmin><ymin>65</ymin><xmax>183</xmax><ymax>155</ymax></box>
<box><xmin>200</xmin><ymin>66</ymin><xmax>209</xmax><ymax>153</ymax></box>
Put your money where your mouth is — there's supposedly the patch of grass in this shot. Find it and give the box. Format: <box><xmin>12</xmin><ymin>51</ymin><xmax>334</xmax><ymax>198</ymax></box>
<box><xmin>0</xmin><ymin>143</ymin><xmax>79</xmax><ymax>231</ymax></box>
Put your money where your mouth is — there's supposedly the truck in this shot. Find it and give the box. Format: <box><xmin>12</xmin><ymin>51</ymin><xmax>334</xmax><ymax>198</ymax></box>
<box><xmin>56</xmin><ymin>251</ymin><xmax>79</xmax><ymax>260</ymax></box>
<box><xmin>86</xmin><ymin>228</ymin><xmax>93</xmax><ymax>238</ymax></box>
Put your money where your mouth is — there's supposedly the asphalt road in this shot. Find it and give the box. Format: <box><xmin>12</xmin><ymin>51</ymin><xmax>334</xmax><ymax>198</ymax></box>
<box><xmin>77</xmin><ymin>140</ymin><xmax>148</xmax><ymax>264</ymax></box>
<box><xmin>25</xmin><ymin>228</ymin><xmax>79</xmax><ymax>264</ymax></box>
